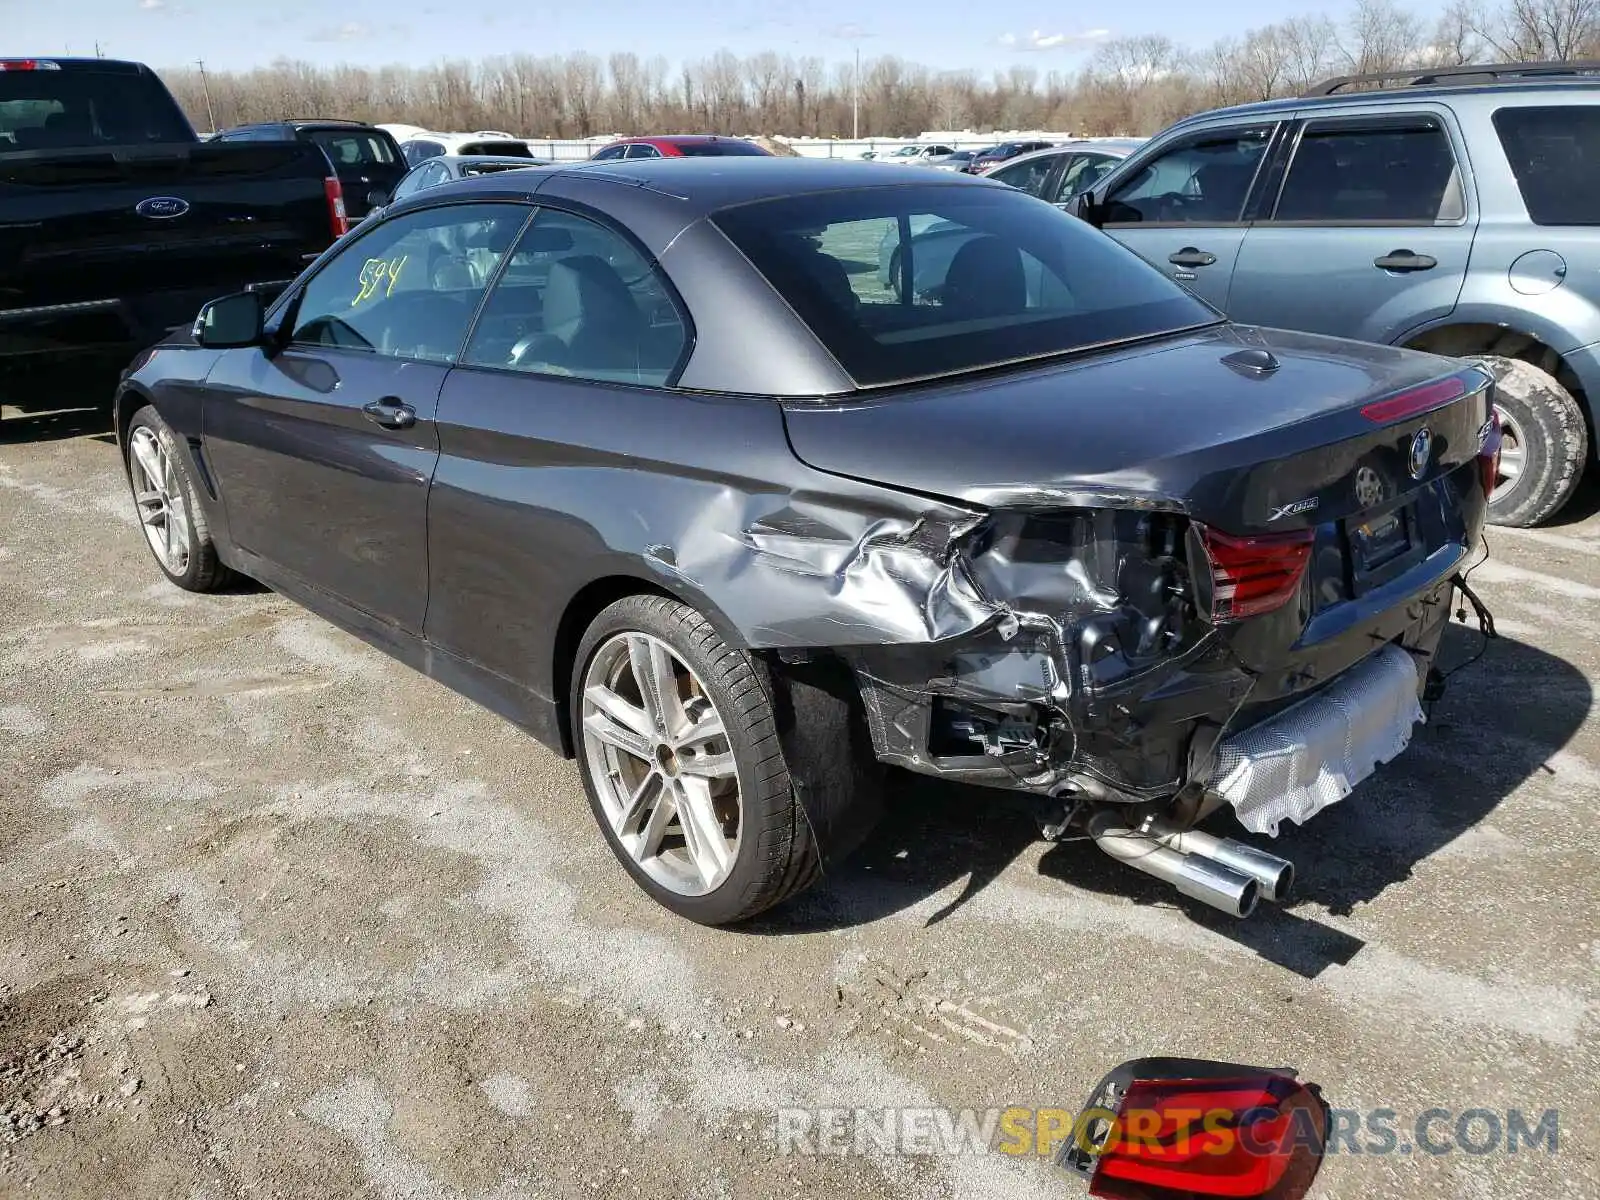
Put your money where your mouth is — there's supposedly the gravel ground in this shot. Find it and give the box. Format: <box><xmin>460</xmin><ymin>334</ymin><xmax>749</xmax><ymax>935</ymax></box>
<box><xmin>2</xmin><ymin>386</ymin><xmax>1598</xmax><ymax>1199</ymax></box>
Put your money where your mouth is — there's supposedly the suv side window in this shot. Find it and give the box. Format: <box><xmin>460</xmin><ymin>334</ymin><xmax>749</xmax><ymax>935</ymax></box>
<box><xmin>1492</xmin><ymin>105</ymin><xmax>1600</xmax><ymax>226</ymax></box>
<box><xmin>624</xmin><ymin>143</ymin><xmax>661</xmax><ymax>159</ymax></box>
<box><xmin>290</xmin><ymin>203</ymin><xmax>528</xmax><ymax>362</ymax></box>
<box><xmin>1272</xmin><ymin>117</ymin><xmax>1462</xmax><ymax>223</ymax></box>
<box><xmin>590</xmin><ymin>144</ymin><xmax>627</xmax><ymax>160</ymax></box>
<box><xmin>1104</xmin><ymin>125</ymin><xmax>1273</xmax><ymax>225</ymax></box>
<box><xmin>462</xmin><ymin>207</ymin><xmax>688</xmax><ymax>386</ymax></box>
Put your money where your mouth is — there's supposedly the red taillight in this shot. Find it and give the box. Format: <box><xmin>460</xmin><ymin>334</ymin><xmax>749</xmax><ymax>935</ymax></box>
<box><xmin>1086</xmin><ymin>1075</ymin><xmax>1326</xmax><ymax>1199</ymax></box>
<box><xmin>1478</xmin><ymin>405</ymin><xmax>1504</xmax><ymax>497</ymax></box>
<box><xmin>1360</xmin><ymin>375</ymin><xmax>1467</xmax><ymax>423</ymax></box>
<box><xmin>1191</xmin><ymin>525</ymin><xmax>1315</xmax><ymax>623</ymax></box>
<box><xmin>0</xmin><ymin>59</ymin><xmax>59</xmax><ymax>71</ymax></box>
<box><xmin>323</xmin><ymin>177</ymin><xmax>349</xmax><ymax>238</ymax></box>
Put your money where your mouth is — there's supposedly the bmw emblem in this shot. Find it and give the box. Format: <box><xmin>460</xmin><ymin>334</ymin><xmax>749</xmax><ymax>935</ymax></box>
<box><xmin>1408</xmin><ymin>427</ymin><xmax>1433</xmax><ymax>480</ymax></box>
<box><xmin>135</xmin><ymin>196</ymin><xmax>189</xmax><ymax>219</ymax></box>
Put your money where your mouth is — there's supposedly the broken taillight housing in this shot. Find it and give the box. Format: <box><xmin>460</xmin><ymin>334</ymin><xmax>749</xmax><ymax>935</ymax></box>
<box><xmin>1187</xmin><ymin>525</ymin><xmax>1315</xmax><ymax>623</ymax></box>
<box><xmin>1080</xmin><ymin>1075</ymin><xmax>1326</xmax><ymax>1199</ymax></box>
<box><xmin>1478</xmin><ymin>406</ymin><xmax>1504</xmax><ymax>497</ymax></box>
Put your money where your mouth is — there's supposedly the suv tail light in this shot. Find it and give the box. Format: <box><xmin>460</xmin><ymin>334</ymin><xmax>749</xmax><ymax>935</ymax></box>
<box><xmin>1</xmin><ymin>59</ymin><xmax>61</xmax><ymax>71</ymax></box>
<box><xmin>324</xmin><ymin>176</ymin><xmax>349</xmax><ymax>239</ymax></box>
<box><xmin>1478</xmin><ymin>406</ymin><xmax>1504</xmax><ymax>497</ymax></box>
<box><xmin>1188</xmin><ymin>525</ymin><xmax>1315</xmax><ymax>623</ymax></box>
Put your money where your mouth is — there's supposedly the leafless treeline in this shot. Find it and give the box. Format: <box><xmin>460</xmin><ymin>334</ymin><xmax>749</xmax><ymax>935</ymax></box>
<box><xmin>162</xmin><ymin>0</ymin><xmax>1600</xmax><ymax>139</ymax></box>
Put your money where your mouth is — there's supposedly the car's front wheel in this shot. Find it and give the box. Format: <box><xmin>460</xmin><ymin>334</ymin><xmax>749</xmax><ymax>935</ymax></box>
<box><xmin>125</xmin><ymin>406</ymin><xmax>233</xmax><ymax>592</ymax></box>
<box><xmin>571</xmin><ymin>594</ymin><xmax>829</xmax><ymax>925</ymax></box>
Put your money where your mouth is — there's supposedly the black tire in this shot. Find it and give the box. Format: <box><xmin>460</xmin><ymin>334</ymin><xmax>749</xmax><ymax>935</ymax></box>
<box><xmin>1476</xmin><ymin>354</ymin><xmax>1588</xmax><ymax>528</ymax></box>
<box><xmin>125</xmin><ymin>405</ymin><xmax>233</xmax><ymax>592</ymax></box>
<box><xmin>571</xmin><ymin>594</ymin><xmax>848</xmax><ymax>925</ymax></box>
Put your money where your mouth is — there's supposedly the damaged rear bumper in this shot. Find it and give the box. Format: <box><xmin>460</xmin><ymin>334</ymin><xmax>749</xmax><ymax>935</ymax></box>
<box><xmin>837</xmin><ymin>560</ymin><xmax>1459</xmax><ymax>807</ymax></box>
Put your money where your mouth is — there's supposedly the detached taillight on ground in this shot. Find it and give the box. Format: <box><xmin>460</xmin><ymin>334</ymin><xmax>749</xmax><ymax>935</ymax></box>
<box><xmin>324</xmin><ymin>177</ymin><xmax>349</xmax><ymax>239</ymax></box>
<box><xmin>1478</xmin><ymin>406</ymin><xmax>1504</xmax><ymax>497</ymax></box>
<box><xmin>1059</xmin><ymin>1059</ymin><xmax>1328</xmax><ymax>1200</ymax></box>
<box><xmin>1187</xmin><ymin>525</ymin><xmax>1315</xmax><ymax>623</ymax></box>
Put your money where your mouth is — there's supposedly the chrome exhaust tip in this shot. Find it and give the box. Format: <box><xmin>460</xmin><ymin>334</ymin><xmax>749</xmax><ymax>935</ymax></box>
<box><xmin>1140</xmin><ymin>817</ymin><xmax>1296</xmax><ymax>903</ymax></box>
<box><xmin>1087</xmin><ymin>811</ymin><xmax>1260</xmax><ymax>918</ymax></box>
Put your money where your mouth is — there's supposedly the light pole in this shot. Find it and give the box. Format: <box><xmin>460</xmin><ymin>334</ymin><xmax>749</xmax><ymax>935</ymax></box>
<box><xmin>852</xmin><ymin>44</ymin><xmax>860</xmax><ymax>141</ymax></box>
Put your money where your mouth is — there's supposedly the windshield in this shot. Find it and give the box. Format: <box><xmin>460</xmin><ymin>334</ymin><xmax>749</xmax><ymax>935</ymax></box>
<box><xmin>0</xmin><ymin>67</ymin><xmax>191</xmax><ymax>152</ymax></box>
<box><xmin>713</xmin><ymin>183</ymin><xmax>1216</xmax><ymax>387</ymax></box>
<box><xmin>674</xmin><ymin>140</ymin><xmax>768</xmax><ymax>157</ymax></box>
<box><xmin>307</xmin><ymin>129</ymin><xmax>397</xmax><ymax>167</ymax></box>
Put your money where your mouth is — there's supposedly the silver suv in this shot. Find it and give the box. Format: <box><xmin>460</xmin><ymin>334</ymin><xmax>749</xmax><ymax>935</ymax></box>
<box><xmin>1071</xmin><ymin>61</ymin><xmax>1600</xmax><ymax>526</ymax></box>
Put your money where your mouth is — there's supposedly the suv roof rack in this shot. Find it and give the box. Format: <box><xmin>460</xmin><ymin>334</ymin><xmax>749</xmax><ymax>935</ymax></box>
<box><xmin>1306</xmin><ymin>59</ymin><xmax>1600</xmax><ymax>96</ymax></box>
<box><xmin>287</xmin><ymin>117</ymin><xmax>371</xmax><ymax>127</ymax></box>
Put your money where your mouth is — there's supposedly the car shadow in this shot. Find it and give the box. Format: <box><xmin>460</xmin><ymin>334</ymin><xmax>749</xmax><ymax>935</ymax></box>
<box><xmin>0</xmin><ymin>362</ymin><xmax>120</xmax><ymax>444</ymax></box>
<box><xmin>755</xmin><ymin>624</ymin><xmax>1589</xmax><ymax>978</ymax></box>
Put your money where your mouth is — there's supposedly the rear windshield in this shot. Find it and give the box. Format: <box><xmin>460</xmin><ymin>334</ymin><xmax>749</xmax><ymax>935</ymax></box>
<box><xmin>459</xmin><ymin>140</ymin><xmax>533</xmax><ymax>158</ymax></box>
<box><xmin>674</xmin><ymin>140</ymin><xmax>768</xmax><ymax>157</ymax></box>
<box><xmin>0</xmin><ymin>68</ymin><xmax>191</xmax><ymax>153</ymax></box>
<box><xmin>1493</xmin><ymin>106</ymin><xmax>1600</xmax><ymax>224</ymax></box>
<box><xmin>712</xmin><ymin>183</ymin><xmax>1216</xmax><ymax>387</ymax></box>
<box><xmin>307</xmin><ymin>129</ymin><xmax>397</xmax><ymax>167</ymax></box>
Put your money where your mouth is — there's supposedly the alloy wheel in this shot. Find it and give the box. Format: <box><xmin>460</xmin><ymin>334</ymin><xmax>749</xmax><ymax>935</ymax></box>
<box><xmin>128</xmin><ymin>426</ymin><xmax>192</xmax><ymax>576</ymax></box>
<box><xmin>1491</xmin><ymin>403</ymin><xmax>1526</xmax><ymax>503</ymax></box>
<box><xmin>579</xmin><ymin>632</ymin><xmax>743</xmax><ymax>896</ymax></box>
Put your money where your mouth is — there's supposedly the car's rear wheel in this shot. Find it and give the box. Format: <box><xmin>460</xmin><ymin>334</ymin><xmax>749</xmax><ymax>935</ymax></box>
<box><xmin>1476</xmin><ymin>354</ymin><xmax>1588</xmax><ymax>528</ymax></box>
<box><xmin>571</xmin><ymin>594</ymin><xmax>827</xmax><ymax>925</ymax></box>
<box><xmin>125</xmin><ymin>406</ymin><xmax>233</xmax><ymax>592</ymax></box>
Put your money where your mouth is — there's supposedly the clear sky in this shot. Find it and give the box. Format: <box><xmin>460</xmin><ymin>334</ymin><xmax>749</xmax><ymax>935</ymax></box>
<box><xmin>16</xmin><ymin>0</ymin><xmax>1366</xmax><ymax>73</ymax></box>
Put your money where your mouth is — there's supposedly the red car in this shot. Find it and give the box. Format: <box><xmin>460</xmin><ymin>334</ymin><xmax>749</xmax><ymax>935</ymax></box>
<box><xmin>588</xmin><ymin>135</ymin><xmax>771</xmax><ymax>161</ymax></box>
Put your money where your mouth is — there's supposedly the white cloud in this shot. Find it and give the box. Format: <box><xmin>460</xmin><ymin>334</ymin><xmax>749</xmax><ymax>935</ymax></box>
<box><xmin>138</xmin><ymin>0</ymin><xmax>165</xmax><ymax>10</ymax></box>
<box><xmin>309</xmin><ymin>20</ymin><xmax>370</xmax><ymax>42</ymax></box>
<box><xmin>998</xmin><ymin>28</ymin><xmax>1111</xmax><ymax>52</ymax></box>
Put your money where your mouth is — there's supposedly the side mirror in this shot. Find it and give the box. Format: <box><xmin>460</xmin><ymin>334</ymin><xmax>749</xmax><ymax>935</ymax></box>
<box><xmin>193</xmin><ymin>291</ymin><xmax>265</xmax><ymax>349</ymax></box>
<box><xmin>1066</xmin><ymin>190</ymin><xmax>1104</xmax><ymax>226</ymax></box>
<box><xmin>367</xmin><ymin>188</ymin><xmax>390</xmax><ymax>209</ymax></box>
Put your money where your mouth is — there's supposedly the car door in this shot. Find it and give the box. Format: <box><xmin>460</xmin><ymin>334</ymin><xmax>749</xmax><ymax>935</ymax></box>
<box><xmin>201</xmin><ymin>201</ymin><xmax>530</xmax><ymax>632</ymax></box>
<box><xmin>424</xmin><ymin>205</ymin><xmax>691</xmax><ymax>687</ymax></box>
<box><xmin>1098</xmin><ymin>122</ymin><xmax>1278</xmax><ymax>310</ymax></box>
<box><xmin>1225</xmin><ymin>111</ymin><xmax>1475</xmax><ymax>344</ymax></box>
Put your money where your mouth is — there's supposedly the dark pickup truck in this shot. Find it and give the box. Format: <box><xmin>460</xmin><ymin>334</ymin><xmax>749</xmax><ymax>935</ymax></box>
<box><xmin>1</xmin><ymin>57</ymin><xmax>348</xmax><ymax>370</ymax></box>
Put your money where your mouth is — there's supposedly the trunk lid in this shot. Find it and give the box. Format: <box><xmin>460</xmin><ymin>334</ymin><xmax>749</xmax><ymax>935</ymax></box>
<box><xmin>781</xmin><ymin>326</ymin><xmax>1492</xmax><ymax>535</ymax></box>
<box><xmin>0</xmin><ymin>141</ymin><xmax>335</xmax><ymax>309</ymax></box>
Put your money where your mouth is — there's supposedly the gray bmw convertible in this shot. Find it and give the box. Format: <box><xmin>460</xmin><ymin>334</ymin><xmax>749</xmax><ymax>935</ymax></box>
<box><xmin>115</xmin><ymin>158</ymin><xmax>1498</xmax><ymax>925</ymax></box>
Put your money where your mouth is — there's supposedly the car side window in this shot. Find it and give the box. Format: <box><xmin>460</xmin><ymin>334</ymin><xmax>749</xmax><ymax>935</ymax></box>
<box><xmin>590</xmin><ymin>144</ymin><xmax>626</xmax><ymax>160</ymax></box>
<box><xmin>624</xmin><ymin>143</ymin><xmax>661</xmax><ymax>159</ymax></box>
<box><xmin>288</xmin><ymin>203</ymin><xmax>528</xmax><ymax>363</ymax></box>
<box><xmin>403</xmin><ymin>140</ymin><xmax>444</xmax><ymax>166</ymax></box>
<box><xmin>1104</xmin><ymin>125</ymin><xmax>1273</xmax><ymax>225</ymax></box>
<box><xmin>1271</xmin><ymin>118</ymin><xmax>1463</xmax><ymax>223</ymax></box>
<box><xmin>1051</xmin><ymin>154</ymin><xmax>1116</xmax><ymax>203</ymax></box>
<box><xmin>990</xmin><ymin>154</ymin><xmax>1058</xmax><ymax>197</ymax></box>
<box><xmin>461</xmin><ymin>207</ymin><xmax>688</xmax><ymax>386</ymax></box>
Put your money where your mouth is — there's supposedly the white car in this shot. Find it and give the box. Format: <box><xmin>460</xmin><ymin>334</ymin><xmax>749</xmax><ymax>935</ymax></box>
<box><xmin>880</xmin><ymin>143</ymin><xmax>958</xmax><ymax>164</ymax></box>
<box><xmin>399</xmin><ymin>131</ymin><xmax>538</xmax><ymax>167</ymax></box>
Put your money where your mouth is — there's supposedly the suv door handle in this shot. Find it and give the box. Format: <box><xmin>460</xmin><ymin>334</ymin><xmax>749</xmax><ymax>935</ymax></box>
<box><xmin>1374</xmin><ymin>250</ymin><xmax>1437</xmax><ymax>272</ymax></box>
<box><xmin>362</xmin><ymin>398</ymin><xmax>415</xmax><ymax>429</ymax></box>
<box><xmin>1168</xmin><ymin>247</ymin><xmax>1218</xmax><ymax>268</ymax></box>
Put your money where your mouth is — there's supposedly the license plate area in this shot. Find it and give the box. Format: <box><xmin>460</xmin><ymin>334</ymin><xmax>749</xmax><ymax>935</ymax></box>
<box><xmin>1345</xmin><ymin>500</ymin><xmax>1421</xmax><ymax>593</ymax></box>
